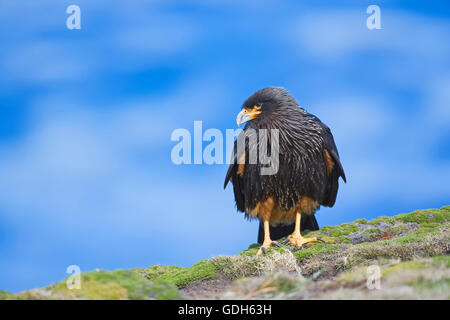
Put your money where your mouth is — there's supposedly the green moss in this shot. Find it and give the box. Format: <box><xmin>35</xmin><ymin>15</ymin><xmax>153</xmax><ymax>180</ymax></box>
<box><xmin>391</xmin><ymin>220</ymin><xmax>444</xmax><ymax>243</ymax></box>
<box><xmin>382</xmin><ymin>261</ymin><xmax>425</xmax><ymax>277</ymax></box>
<box><xmin>134</xmin><ymin>265</ymin><xmax>184</xmax><ymax>280</ymax></box>
<box><xmin>4</xmin><ymin>205</ymin><xmax>449</xmax><ymax>300</ymax></box>
<box><xmin>293</xmin><ymin>229</ymin><xmax>335</xmax><ymax>244</ymax></box>
<box><xmin>0</xmin><ymin>290</ymin><xmax>18</xmax><ymax>300</ymax></box>
<box><xmin>421</xmin><ymin>221</ymin><xmax>441</xmax><ymax>228</ymax></box>
<box><xmin>431</xmin><ymin>256</ymin><xmax>450</xmax><ymax>268</ymax></box>
<box><xmin>238</xmin><ymin>248</ymin><xmax>259</xmax><ymax>256</ymax></box>
<box><xmin>339</xmin><ymin>223</ymin><xmax>359</xmax><ymax>233</ymax></box>
<box><xmin>364</xmin><ymin>228</ymin><xmax>381</xmax><ymax>234</ymax></box>
<box><xmin>337</xmin><ymin>267</ymin><xmax>367</xmax><ymax>283</ymax></box>
<box><xmin>393</xmin><ymin>208</ymin><xmax>449</xmax><ymax>224</ymax></box>
<box><xmin>50</xmin><ymin>269</ymin><xmax>181</xmax><ymax>300</ymax></box>
<box><xmin>318</xmin><ymin>223</ymin><xmax>360</xmax><ymax>243</ymax></box>
<box><xmin>136</xmin><ymin>260</ymin><xmax>218</xmax><ymax>288</ymax></box>
<box><xmin>440</xmin><ymin>205</ymin><xmax>450</xmax><ymax>216</ymax></box>
<box><xmin>56</xmin><ymin>280</ymin><xmax>128</xmax><ymax>300</ymax></box>
<box><xmin>14</xmin><ymin>290</ymin><xmax>57</xmax><ymax>300</ymax></box>
<box><xmin>393</xmin><ymin>230</ymin><xmax>428</xmax><ymax>243</ymax></box>
<box><xmin>368</xmin><ymin>216</ymin><xmax>393</xmax><ymax>225</ymax></box>
<box><xmin>144</xmin><ymin>280</ymin><xmax>182</xmax><ymax>300</ymax></box>
<box><xmin>293</xmin><ymin>243</ymin><xmax>340</xmax><ymax>261</ymax></box>
<box><xmin>239</xmin><ymin>245</ymin><xmax>285</xmax><ymax>256</ymax></box>
<box><xmin>413</xmin><ymin>278</ymin><xmax>450</xmax><ymax>295</ymax></box>
<box><xmin>390</xmin><ymin>226</ymin><xmax>408</xmax><ymax>233</ymax></box>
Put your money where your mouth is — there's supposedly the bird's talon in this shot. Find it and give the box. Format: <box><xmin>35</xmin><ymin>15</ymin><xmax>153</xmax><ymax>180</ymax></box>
<box><xmin>271</xmin><ymin>242</ymin><xmax>281</xmax><ymax>248</ymax></box>
<box><xmin>262</xmin><ymin>247</ymin><xmax>267</xmax><ymax>254</ymax></box>
<box><xmin>317</xmin><ymin>237</ymin><xmax>326</xmax><ymax>243</ymax></box>
<box><xmin>287</xmin><ymin>235</ymin><xmax>321</xmax><ymax>248</ymax></box>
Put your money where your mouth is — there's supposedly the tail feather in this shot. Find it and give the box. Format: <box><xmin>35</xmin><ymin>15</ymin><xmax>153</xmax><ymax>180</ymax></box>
<box><xmin>257</xmin><ymin>214</ymin><xmax>319</xmax><ymax>244</ymax></box>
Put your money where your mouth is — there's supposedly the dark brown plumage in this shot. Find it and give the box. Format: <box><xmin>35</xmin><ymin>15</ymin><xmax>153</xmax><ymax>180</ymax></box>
<box><xmin>224</xmin><ymin>87</ymin><xmax>346</xmax><ymax>253</ymax></box>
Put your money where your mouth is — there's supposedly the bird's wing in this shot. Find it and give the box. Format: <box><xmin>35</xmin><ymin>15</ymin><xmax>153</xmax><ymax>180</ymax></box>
<box><xmin>320</xmin><ymin>124</ymin><xmax>346</xmax><ymax>183</ymax></box>
<box><xmin>312</xmin><ymin>119</ymin><xmax>346</xmax><ymax>207</ymax></box>
<box><xmin>224</xmin><ymin>139</ymin><xmax>239</xmax><ymax>189</ymax></box>
<box><xmin>224</xmin><ymin>160</ymin><xmax>234</xmax><ymax>189</ymax></box>
<box><xmin>224</xmin><ymin>138</ymin><xmax>246</xmax><ymax>212</ymax></box>
<box><xmin>224</xmin><ymin>129</ymin><xmax>251</xmax><ymax>188</ymax></box>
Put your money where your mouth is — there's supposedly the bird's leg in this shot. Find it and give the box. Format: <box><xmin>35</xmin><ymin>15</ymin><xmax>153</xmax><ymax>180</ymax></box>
<box><xmin>287</xmin><ymin>213</ymin><xmax>320</xmax><ymax>248</ymax></box>
<box><xmin>257</xmin><ymin>220</ymin><xmax>281</xmax><ymax>255</ymax></box>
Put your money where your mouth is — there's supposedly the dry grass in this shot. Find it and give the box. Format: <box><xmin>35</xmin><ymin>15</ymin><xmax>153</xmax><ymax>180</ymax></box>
<box><xmin>213</xmin><ymin>249</ymin><xmax>303</xmax><ymax>280</ymax></box>
<box><xmin>209</xmin><ymin>224</ymin><xmax>449</xmax><ymax>300</ymax></box>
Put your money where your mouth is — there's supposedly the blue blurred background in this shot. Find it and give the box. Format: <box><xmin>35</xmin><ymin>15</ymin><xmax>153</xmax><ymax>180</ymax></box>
<box><xmin>0</xmin><ymin>0</ymin><xmax>449</xmax><ymax>293</ymax></box>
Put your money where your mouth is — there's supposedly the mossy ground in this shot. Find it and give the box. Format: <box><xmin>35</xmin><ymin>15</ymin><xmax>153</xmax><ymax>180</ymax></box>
<box><xmin>133</xmin><ymin>260</ymin><xmax>219</xmax><ymax>288</ymax></box>
<box><xmin>2</xmin><ymin>206</ymin><xmax>449</xmax><ymax>300</ymax></box>
<box><xmin>1</xmin><ymin>270</ymin><xmax>181</xmax><ymax>300</ymax></box>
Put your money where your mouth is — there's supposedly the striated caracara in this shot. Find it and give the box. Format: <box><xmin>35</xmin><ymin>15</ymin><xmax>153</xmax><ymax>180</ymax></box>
<box><xmin>224</xmin><ymin>87</ymin><xmax>346</xmax><ymax>255</ymax></box>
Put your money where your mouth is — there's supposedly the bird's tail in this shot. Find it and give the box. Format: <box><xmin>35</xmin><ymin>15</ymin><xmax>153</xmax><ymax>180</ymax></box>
<box><xmin>257</xmin><ymin>214</ymin><xmax>319</xmax><ymax>244</ymax></box>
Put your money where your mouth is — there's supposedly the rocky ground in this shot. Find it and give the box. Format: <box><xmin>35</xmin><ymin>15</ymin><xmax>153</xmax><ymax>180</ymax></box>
<box><xmin>1</xmin><ymin>206</ymin><xmax>449</xmax><ymax>300</ymax></box>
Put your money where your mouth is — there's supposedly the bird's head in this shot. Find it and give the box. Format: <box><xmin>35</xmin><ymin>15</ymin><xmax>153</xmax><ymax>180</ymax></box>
<box><xmin>236</xmin><ymin>87</ymin><xmax>299</xmax><ymax>126</ymax></box>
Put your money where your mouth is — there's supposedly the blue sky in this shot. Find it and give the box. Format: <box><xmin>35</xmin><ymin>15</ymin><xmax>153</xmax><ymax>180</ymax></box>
<box><xmin>0</xmin><ymin>0</ymin><xmax>449</xmax><ymax>293</ymax></box>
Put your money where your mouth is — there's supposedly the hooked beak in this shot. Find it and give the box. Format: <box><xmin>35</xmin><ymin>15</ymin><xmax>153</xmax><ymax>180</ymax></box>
<box><xmin>236</xmin><ymin>106</ymin><xmax>262</xmax><ymax>126</ymax></box>
<box><xmin>236</xmin><ymin>109</ymin><xmax>252</xmax><ymax>126</ymax></box>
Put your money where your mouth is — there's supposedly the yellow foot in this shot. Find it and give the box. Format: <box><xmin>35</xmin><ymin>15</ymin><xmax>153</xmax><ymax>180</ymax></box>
<box><xmin>256</xmin><ymin>240</ymin><xmax>281</xmax><ymax>255</ymax></box>
<box><xmin>286</xmin><ymin>234</ymin><xmax>323</xmax><ymax>248</ymax></box>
